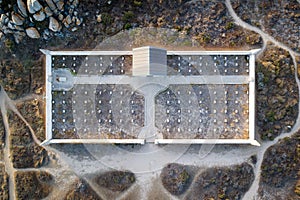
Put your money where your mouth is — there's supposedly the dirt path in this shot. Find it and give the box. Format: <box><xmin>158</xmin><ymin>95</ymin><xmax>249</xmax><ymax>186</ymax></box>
<box><xmin>0</xmin><ymin>86</ymin><xmax>16</xmax><ymax>200</ymax></box>
<box><xmin>0</xmin><ymin>85</ymin><xmax>76</xmax><ymax>200</ymax></box>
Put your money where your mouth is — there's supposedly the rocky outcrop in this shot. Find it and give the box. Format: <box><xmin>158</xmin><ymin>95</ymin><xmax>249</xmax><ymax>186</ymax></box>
<box><xmin>25</xmin><ymin>27</ymin><xmax>40</xmax><ymax>38</ymax></box>
<box><xmin>0</xmin><ymin>0</ymin><xmax>82</xmax><ymax>43</ymax></box>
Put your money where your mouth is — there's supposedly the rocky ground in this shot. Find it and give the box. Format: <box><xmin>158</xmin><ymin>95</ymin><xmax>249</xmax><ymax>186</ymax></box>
<box><xmin>0</xmin><ymin>0</ymin><xmax>300</xmax><ymax>199</ymax></box>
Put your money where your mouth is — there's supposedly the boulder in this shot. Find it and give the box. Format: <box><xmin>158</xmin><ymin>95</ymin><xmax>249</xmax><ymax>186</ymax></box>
<box><xmin>75</xmin><ymin>17</ymin><xmax>82</xmax><ymax>26</ymax></box>
<box><xmin>25</xmin><ymin>27</ymin><xmax>40</xmax><ymax>38</ymax></box>
<box><xmin>72</xmin><ymin>0</ymin><xmax>79</xmax><ymax>7</ymax></box>
<box><xmin>0</xmin><ymin>14</ymin><xmax>9</xmax><ymax>26</ymax></box>
<box><xmin>44</xmin><ymin>7</ymin><xmax>53</xmax><ymax>17</ymax></box>
<box><xmin>14</xmin><ymin>25</ymin><xmax>24</xmax><ymax>31</ymax></box>
<box><xmin>27</xmin><ymin>0</ymin><xmax>42</xmax><ymax>14</ymax></box>
<box><xmin>42</xmin><ymin>29</ymin><xmax>50</xmax><ymax>40</ymax></box>
<box><xmin>71</xmin><ymin>27</ymin><xmax>78</xmax><ymax>32</ymax></box>
<box><xmin>63</xmin><ymin>15</ymin><xmax>72</xmax><ymax>27</ymax></box>
<box><xmin>3</xmin><ymin>28</ymin><xmax>13</xmax><ymax>34</ymax></box>
<box><xmin>58</xmin><ymin>14</ymin><xmax>64</xmax><ymax>21</ymax></box>
<box><xmin>45</xmin><ymin>0</ymin><xmax>57</xmax><ymax>11</ymax></box>
<box><xmin>33</xmin><ymin>10</ymin><xmax>46</xmax><ymax>21</ymax></box>
<box><xmin>7</xmin><ymin>22</ymin><xmax>15</xmax><ymax>30</ymax></box>
<box><xmin>11</xmin><ymin>13</ymin><xmax>25</xmax><ymax>25</ymax></box>
<box><xmin>49</xmin><ymin>17</ymin><xmax>61</xmax><ymax>32</ymax></box>
<box><xmin>96</xmin><ymin>14</ymin><xmax>102</xmax><ymax>23</ymax></box>
<box><xmin>17</xmin><ymin>0</ymin><xmax>28</xmax><ymax>17</ymax></box>
<box><xmin>56</xmin><ymin>0</ymin><xmax>64</xmax><ymax>11</ymax></box>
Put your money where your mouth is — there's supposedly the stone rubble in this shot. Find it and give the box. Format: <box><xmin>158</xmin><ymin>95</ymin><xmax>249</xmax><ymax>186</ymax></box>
<box><xmin>0</xmin><ymin>0</ymin><xmax>82</xmax><ymax>43</ymax></box>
